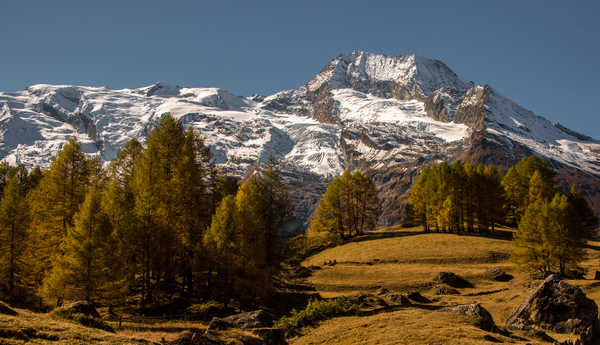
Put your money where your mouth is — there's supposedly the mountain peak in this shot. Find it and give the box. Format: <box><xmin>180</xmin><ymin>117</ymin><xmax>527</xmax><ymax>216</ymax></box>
<box><xmin>307</xmin><ymin>51</ymin><xmax>472</xmax><ymax>97</ymax></box>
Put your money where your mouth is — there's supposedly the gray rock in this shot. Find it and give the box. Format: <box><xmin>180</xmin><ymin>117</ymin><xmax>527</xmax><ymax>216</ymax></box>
<box><xmin>446</xmin><ymin>303</ymin><xmax>497</xmax><ymax>332</ymax></box>
<box><xmin>208</xmin><ymin>310</ymin><xmax>274</xmax><ymax>330</ymax></box>
<box><xmin>505</xmin><ymin>275</ymin><xmax>597</xmax><ymax>344</ymax></box>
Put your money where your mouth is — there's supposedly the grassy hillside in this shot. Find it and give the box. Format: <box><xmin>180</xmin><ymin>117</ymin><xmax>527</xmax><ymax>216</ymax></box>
<box><xmin>293</xmin><ymin>226</ymin><xmax>600</xmax><ymax>344</ymax></box>
<box><xmin>3</xmin><ymin>225</ymin><xmax>600</xmax><ymax>344</ymax></box>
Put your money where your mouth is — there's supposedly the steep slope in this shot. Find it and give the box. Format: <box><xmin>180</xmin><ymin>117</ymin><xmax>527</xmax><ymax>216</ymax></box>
<box><xmin>0</xmin><ymin>51</ymin><xmax>598</xmax><ymax>226</ymax></box>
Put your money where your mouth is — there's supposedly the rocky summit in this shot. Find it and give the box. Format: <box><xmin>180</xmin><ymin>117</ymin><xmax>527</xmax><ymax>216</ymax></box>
<box><xmin>1</xmin><ymin>51</ymin><xmax>599</xmax><ymax>226</ymax></box>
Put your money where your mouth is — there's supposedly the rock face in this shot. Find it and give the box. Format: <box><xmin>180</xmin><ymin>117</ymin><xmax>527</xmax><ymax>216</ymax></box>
<box><xmin>208</xmin><ymin>310</ymin><xmax>274</xmax><ymax>330</ymax></box>
<box><xmin>505</xmin><ymin>275</ymin><xmax>598</xmax><ymax>343</ymax></box>
<box><xmin>64</xmin><ymin>301</ymin><xmax>100</xmax><ymax>318</ymax></box>
<box><xmin>447</xmin><ymin>303</ymin><xmax>497</xmax><ymax>332</ymax></box>
<box><xmin>435</xmin><ymin>272</ymin><xmax>473</xmax><ymax>288</ymax></box>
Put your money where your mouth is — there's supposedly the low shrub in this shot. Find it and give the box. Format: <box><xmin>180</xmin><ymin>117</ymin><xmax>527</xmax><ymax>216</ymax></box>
<box><xmin>274</xmin><ymin>297</ymin><xmax>360</xmax><ymax>334</ymax></box>
<box><xmin>185</xmin><ymin>301</ymin><xmax>236</xmax><ymax>321</ymax></box>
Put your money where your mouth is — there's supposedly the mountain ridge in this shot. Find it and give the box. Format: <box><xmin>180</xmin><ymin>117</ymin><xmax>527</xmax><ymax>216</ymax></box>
<box><xmin>0</xmin><ymin>51</ymin><xmax>598</xmax><ymax>226</ymax></box>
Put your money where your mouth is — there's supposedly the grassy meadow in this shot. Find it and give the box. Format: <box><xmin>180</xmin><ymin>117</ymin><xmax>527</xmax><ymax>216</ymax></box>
<box><xmin>2</xmin><ymin>225</ymin><xmax>600</xmax><ymax>344</ymax></box>
<box><xmin>292</xmin><ymin>226</ymin><xmax>600</xmax><ymax>345</ymax></box>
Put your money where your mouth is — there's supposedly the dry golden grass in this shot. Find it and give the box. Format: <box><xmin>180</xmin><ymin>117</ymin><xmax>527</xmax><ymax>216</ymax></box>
<box><xmin>291</xmin><ymin>308</ymin><xmax>513</xmax><ymax>345</ymax></box>
<box><xmin>304</xmin><ymin>231</ymin><xmax>512</xmax><ymax>265</ymax></box>
<box><xmin>0</xmin><ymin>307</ymin><xmax>212</xmax><ymax>344</ymax></box>
<box><xmin>304</xmin><ymin>230</ymin><xmax>513</xmax><ymax>298</ymax></box>
<box><xmin>0</xmin><ymin>307</ymin><xmax>150</xmax><ymax>344</ymax></box>
<box><xmin>296</xmin><ymin>226</ymin><xmax>600</xmax><ymax>345</ymax></box>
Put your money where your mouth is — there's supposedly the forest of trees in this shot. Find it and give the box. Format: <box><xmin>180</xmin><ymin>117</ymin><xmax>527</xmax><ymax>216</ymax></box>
<box><xmin>407</xmin><ymin>161</ymin><xmax>508</xmax><ymax>232</ymax></box>
<box><xmin>308</xmin><ymin>170</ymin><xmax>379</xmax><ymax>243</ymax></box>
<box><xmin>1</xmin><ymin>114</ymin><xmax>597</xmax><ymax>309</ymax></box>
<box><xmin>0</xmin><ymin>114</ymin><xmax>291</xmax><ymax>310</ymax></box>
<box><xmin>407</xmin><ymin>156</ymin><xmax>597</xmax><ymax>276</ymax></box>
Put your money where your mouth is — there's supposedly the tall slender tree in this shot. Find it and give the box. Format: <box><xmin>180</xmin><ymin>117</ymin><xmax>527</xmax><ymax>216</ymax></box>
<box><xmin>0</xmin><ymin>176</ymin><xmax>30</xmax><ymax>300</ymax></box>
<box><xmin>41</xmin><ymin>187</ymin><xmax>114</xmax><ymax>303</ymax></box>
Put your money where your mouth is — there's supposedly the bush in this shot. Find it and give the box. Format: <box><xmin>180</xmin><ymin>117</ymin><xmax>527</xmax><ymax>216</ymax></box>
<box><xmin>185</xmin><ymin>301</ymin><xmax>236</xmax><ymax>321</ymax></box>
<box><xmin>51</xmin><ymin>308</ymin><xmax>114</xmax><ymax>333</ymax></box>
<box><xmin>274</xmin><ymin>298</ymin><xmax>360</xmax><ymax>334</ymax></box>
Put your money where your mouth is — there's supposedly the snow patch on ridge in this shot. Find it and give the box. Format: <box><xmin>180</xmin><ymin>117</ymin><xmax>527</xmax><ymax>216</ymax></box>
<box><xmin>331</xmin><ymin>89</ymin><xmax>470</xmax><ymax>142</ymax></box>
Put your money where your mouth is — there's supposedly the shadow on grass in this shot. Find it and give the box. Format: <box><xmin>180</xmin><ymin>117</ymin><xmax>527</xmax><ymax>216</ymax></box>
<box><xmin>584</xmin><ymin>243</ymin><xmax>600</xmax><ymax>251</ymax></box>
<box><xmin>357</xmin><ymin>303</ymin><xmax>445</xmax><ymax>317</ymax></box>
<box><xmin>115</xmin><ymin>325</ymin><xmax>204</xmax><ymax>333</ymax></box>
<box><xmin>345</xmin><ymin>227</ymin><xmax>514</xmax><ymax>246</ymax></box>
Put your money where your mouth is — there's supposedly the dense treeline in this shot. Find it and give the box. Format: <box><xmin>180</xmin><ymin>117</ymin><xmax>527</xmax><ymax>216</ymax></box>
<box><xmin>0</xmin><ymin>114</ymin><xmax>291</xmax><ymax>310</ymax></box>
<box><xmin>308</xmin><ymin>170</ymin><xmax>379</xmax><ymax>243</ymax></box>
<box><xmin>407</xmin><ymin>156</ymin><xmax>597</xmax><ymax>276</ymax></box>
<box><xmin>408</xmin><ymin>161</ymin><xmax>504</xmax><ymax>232</ymax></box>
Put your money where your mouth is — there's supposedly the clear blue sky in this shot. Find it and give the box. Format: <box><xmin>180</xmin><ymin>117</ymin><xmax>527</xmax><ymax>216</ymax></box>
<box><xmin>1</xmin><ymin>1</ymin><xmax>599</xmax><ymax>137</ymax></box>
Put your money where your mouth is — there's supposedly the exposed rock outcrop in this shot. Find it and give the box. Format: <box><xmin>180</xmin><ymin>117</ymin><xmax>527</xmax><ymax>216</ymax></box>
<box><xmin>505</xmin><ymin>275</ymin><xmax>598</xmax><ymax>344</ymax></box>
<box><xmin>446</xmin><ymin>303</ymin><xmax>497</xmax><ymax>332</ymax></box>
<box><xmin>375</xmin><ymin>288</ymin><xmax>411</xmax><ymax>305</ymax></box>
<box><xmin>208</xmin><ymin>310</ymin><xmax>274</xmax><ymax>330</ymax></box>
<box><xmin>453</xmin><ymin>85</ymin><xmax>489</xmax><ymax>131</ymax></box>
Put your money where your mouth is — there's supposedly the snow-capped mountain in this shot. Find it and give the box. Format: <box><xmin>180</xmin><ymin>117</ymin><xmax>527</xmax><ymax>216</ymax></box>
<box><xmin>1</xmin><ymin>51</ymin><xmax>598</xmax><ymax>225</ymax></box>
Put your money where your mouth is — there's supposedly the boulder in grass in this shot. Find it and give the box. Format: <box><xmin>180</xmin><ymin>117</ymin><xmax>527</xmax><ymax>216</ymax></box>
<box><xmin>505</xmin><ymin>275</ymin><xmax>598</xmax><ymax>344</ymax></box>
<box><xmin>446</xmin><ymin>303</ymin><xmax>497</xmax><ymax>332</ymax></box>
<box><xmin>434</xmin><ymin>272</ymin><xmax>473</xmax><ymax>288</ymax></box>
<box><xmin>208</xmin><ymin>310</ymin><xmax>274</xmax><ymax>330</ymax></box>
<box><xmin>385</xmin><ymin>293</ymin><xmax>411</xmax><ymax>306</ymax></box>
<box><xmin>487</xmin><ymin>268</ymin><xmax>514</xmax><ymax>282</ymax></box>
